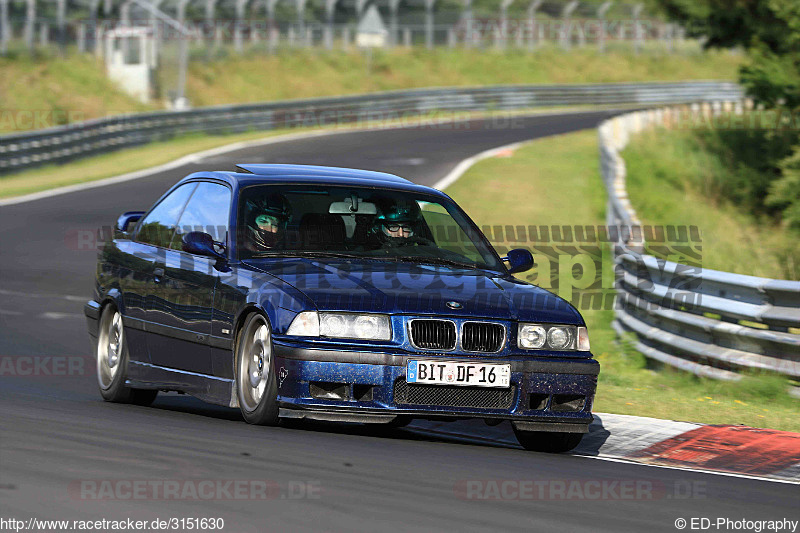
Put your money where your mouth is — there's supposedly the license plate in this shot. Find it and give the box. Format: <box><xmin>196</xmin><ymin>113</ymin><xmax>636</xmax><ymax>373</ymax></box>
<box><xmin>407</xmin><ymin>360</ymin><xmax>511</xmax><ymax>388</ymax></box>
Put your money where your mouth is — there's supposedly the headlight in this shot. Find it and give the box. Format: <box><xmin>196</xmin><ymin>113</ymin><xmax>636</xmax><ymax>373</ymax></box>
<box><xmin>287</xmin><ymin>311</ymin><xmax>391</xmax><ymax>340</ymax></box>
<box><xmin>517</xmin><ymin>323</ymin><xmax>590</xmax><ymax>351</ymax></box>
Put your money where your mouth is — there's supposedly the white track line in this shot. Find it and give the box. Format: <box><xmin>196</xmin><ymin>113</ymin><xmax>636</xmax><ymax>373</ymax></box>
<box><xmin>406</xmin><ymin>422</ymin><xmax>800</xmax><ymax>485</ymax></box>
<box><xmin>431</xmin><ymin>141</ymin><xmax>529</xmax><ymax>191</ymax></box>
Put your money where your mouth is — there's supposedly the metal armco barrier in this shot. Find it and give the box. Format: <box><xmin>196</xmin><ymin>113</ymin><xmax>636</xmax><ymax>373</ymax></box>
<box><xmin>598</xmin><ymin>104</ymin><xmax>800</xmax><ymax>388</ymax></box>
<box><xmin>0</xmin><ymin>81</ymin><xmax>742</xmax><ymax>174</ymax></box>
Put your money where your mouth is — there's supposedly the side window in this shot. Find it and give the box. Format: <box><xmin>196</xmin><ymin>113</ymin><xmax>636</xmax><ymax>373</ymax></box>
<box><xmin>136</xmin><ymin>184</ymin><xmax>197</xmax><ymax>248</ymax></box>
<box><xmin>170</xmin><ymin>182</ymin><xmax>232</xmax><ymax>251</ymax></box>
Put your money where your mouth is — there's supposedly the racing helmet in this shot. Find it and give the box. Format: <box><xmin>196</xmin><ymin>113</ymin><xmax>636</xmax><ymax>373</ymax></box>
<box><xmin>246</xmin><ymin>193</ymin><xmax>291</xmax><ymax>250</ymax></box>
<box><xmin>371</xmin><ymin>200</ymin><xmax>421</xmax><ymax>246</ymax></box>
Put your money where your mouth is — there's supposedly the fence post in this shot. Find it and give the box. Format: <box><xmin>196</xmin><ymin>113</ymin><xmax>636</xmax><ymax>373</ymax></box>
<box><xmin>266</xmin><ymin>0</ymin><xmax>278</xmax><ymax>52</ymax></box>
<box><xmin>559</xmin><ymin>0</ymin><xmax>577</xmax><ymax>51</ymax></box>
<box><xmin>234</xmin><ymin>0</ymin><xmax>247</xmax><ymax>51</ymax></box>
<box><xmin>424</xmin><ymin>0</ymin><xmax>435</xmax><ymax>49</ymax></box>
<box><xmin>0</xmin><ymin>0</ymin><xmax>9</xmax><ymax>55</ymax></box>
<box><xmin>296</xmin><ymin>0</ymin><xmax>307</xmax><ymax>39</ymax></box>
<box><xmin>499</xmin><ymin>0</ymin><xmax>513</xmax><ymax>50</ymax></box>
<box><xmin>25</xmin><ymin>0</ymin><xmax>36</xmax><ymax>53</ymax></box>
<box><xmin>526</xmin><ymin>0</ymin><xmax>542</xmax><ymax>51</ymax></box>
<box><xmin>39</xmin><ymin>22</ymin><xmax>48</xmax><ymax>47</ymax></box>
<box><xmin>56</xmin><ymin>0</ymin><xmax>66</xmax><ymax>54</ymax></box>
<box><xmin>388</xmin><ymin>0</ymin><xmax>400</xmax><ymax>47</ymax></box>
<box><xmin>324</xmin><ymin>0</ymin><xmax>337</xmax><ymax>49</ymax></box>
<box><xmin>597</xmin><ymin>1</ymin><xmax>611</xmax><ymax>53</ymax></box>
<box><xmin>460</xmin><ymin>0</ymin><xmax>472</xmax><ymax>48</ymax></box>
<box><xmin>632</xmin><ymin>3</ymin><xmax>643</xmax><ymax>54</ymax></box>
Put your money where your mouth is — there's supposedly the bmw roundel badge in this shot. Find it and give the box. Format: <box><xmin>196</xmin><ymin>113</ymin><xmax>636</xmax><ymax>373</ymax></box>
<box><xmin>446</xmin><ymin>301</ymin><xmax>463</xmax><ymax>310</ymax></box>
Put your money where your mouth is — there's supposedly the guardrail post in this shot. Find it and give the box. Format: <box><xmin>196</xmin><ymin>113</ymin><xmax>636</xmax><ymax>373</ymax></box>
<box><xmin>0</xmin><ymin>0</ymin><xmax>9</xmax><ymax>56</ymax></box>
<box><xmin>424</xmin><ymin>0</ymin><xmax>436</xmax><ymax>49</ymax></box>
<box><xmin>597</xmin><ymin>1</ymin><xmax>611</xmax><ymax>52</ymax></box>
<box><xmin>526</xmin><ymin>0</ymin><xmax>541</xmax><ymax>51</ymax></box>
<box><xmin>559</xmin><ymin>0</ymin><xmax>577</xmax><ymax>51</ymax></box>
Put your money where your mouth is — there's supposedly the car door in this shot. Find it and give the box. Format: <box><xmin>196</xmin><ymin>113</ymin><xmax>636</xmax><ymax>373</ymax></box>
<box><xmin>120</xmin><ymin>182</ymin><xmax>197</xmax><ymax>364</ymax></box>
<box><xmin>146</xmin><ymin>181</ymin><xmax>232</xmax><ymax>375</ymax></box>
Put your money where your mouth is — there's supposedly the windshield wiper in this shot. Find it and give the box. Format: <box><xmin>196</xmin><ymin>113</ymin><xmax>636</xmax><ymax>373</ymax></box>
<box><xmin>250</xmin><ymin>250</ymin><xmax>364</xmax><ymax>259</ymax></box>
<box><xmin>398</xmin><ymin>256</ymin><xmax>484</xmax><ymax>270</ymax></box>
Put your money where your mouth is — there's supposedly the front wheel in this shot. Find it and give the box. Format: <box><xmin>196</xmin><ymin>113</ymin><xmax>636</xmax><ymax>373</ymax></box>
<box><xmin>513</xmin><ymin>426</ymin><xmax>583</xmax><ymax>453</ymax></box>
<box><xmin>236</xmin><ymin>313</ymin><xmax>279</xmax><ymax>425</ymax></box>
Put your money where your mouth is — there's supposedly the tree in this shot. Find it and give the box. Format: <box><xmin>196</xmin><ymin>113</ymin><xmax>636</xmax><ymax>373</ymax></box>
<box><xmin>658</xmin><ymin>0</ymin><xmax>800</xmax><ymax>231</ymax></box>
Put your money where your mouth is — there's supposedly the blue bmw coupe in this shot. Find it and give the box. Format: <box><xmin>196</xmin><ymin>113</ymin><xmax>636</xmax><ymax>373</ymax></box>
<box><xmin>85</xmin><ymin>164</ymin><xmax>598</xmax><ymax>452</ymax></box>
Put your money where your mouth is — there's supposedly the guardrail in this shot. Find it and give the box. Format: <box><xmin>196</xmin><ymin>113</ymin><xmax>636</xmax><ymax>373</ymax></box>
<box><xmin>598</xmin><ymin>104</ymin><xmax>800</xmax><ymax>388</ymax></box>
<box><xmin>0</xmin><ymin>81</ymin><xmax>742</xmax><ymax>175</ymax></box>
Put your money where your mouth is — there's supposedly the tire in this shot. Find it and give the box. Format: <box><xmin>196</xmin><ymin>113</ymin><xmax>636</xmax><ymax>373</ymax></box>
<box><xmin>236</xmin><ymin>313</ymin><xmax>279</xmax><ymax>426</ymax></box>
<box><xmin>96</xmin><ymin>305</ymin><xmax>158</xmax><ymax>405</ymax></box>
<box><xmin>513</xmin><ymin>426</ymin><xmax>583</xmax><ymax>453</ymax></box>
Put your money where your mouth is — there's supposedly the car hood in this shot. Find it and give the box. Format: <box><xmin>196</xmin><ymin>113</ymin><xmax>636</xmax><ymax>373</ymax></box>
<box><xmin>243</xmin><ymin>258</ymin><xmax>582</xmax><ymax>324</ymax></box>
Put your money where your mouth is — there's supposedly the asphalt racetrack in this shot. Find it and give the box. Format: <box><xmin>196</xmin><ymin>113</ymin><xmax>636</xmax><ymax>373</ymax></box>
<box><xmin>1</xmin><ymin>111</ymin><xmax>797</xmax><ymax>531</ymax></box>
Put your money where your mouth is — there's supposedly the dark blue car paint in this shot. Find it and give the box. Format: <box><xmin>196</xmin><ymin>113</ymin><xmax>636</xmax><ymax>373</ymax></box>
<box><xmin>86</xmin><ymin>166</ymin><xmax>598</xmax><ymax>428</ymax></box>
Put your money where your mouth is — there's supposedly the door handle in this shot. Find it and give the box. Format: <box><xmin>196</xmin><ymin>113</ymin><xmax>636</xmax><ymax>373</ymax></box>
<box><xmin>153</xmin><ymin>267</ymin><xmax>165</xmax><ymax>283</ymax></box>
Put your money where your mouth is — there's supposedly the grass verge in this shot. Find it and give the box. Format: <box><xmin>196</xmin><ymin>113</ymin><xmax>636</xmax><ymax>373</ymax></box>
<box><xmin>445</xmin><ymin>129</ymin><xmax>800</xmax><ymax>431</ymax></box>
<box><xmin>622</xmin><ymin>127</ymin><xmax>799</xmax><ymax>280</ymax></box>
<box><xmin>1</xmin><ymin>47</ymin><xmax>741</xmax><ymax>133</ymax></box>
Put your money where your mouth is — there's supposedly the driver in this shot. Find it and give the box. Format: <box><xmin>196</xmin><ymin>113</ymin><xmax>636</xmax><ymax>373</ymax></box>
<box><xmin>370</xmin><ymin>200</ymin><xmax>422</xmax><ymax>247</ymax></box>
<box><xmin>245</xmin><ymin>193</ymin><xmax>291</xmax><ymax>252</ymax></box>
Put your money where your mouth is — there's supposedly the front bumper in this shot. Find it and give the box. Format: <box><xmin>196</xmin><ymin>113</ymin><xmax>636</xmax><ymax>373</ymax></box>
<box><xmin>273</xmin><ymin>341</ymin><xmax>599</xmax><ymax>432</ymax></box>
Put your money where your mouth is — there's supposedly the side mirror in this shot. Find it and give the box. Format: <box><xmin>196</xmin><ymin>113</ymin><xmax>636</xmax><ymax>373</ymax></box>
<box><xmin>182</xmin><ymin>231</ymin><xmax>227</xmax><ymax>261</ymax></box>
<box><xmin>116</xmin><ymin>211</ymin><xmax>144</xmax><ymax>233</ymax></box>
<box><xmin>503</xmin><ymin>248</ymin><xmax>534</xmax><ymax>274</ymax></box>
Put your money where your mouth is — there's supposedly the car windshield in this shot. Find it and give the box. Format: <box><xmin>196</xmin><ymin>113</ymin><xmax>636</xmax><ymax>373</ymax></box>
<box><xmin>237</xmin><ymin>184</ymin><xmax>504</xmax><ymax>271</ymax></box>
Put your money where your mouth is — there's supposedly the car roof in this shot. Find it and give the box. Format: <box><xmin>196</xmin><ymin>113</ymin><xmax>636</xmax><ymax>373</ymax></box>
<box><xmin>180</xmin><ymin>164</ymin><xmax>449</xmax><ymax>198</ymax></box>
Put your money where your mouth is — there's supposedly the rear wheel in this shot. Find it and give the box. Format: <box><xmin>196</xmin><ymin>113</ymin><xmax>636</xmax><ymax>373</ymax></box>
<box><xmin>236</xmin><ymin>313</ymin><xmax>279</xmax><ymax>426</ymax></box>
<box><xmin>96</xmin><ymin>305</ymin><xmax>157</xmax><ymax>406</ymax></box>
<box><xmin>513</xmin><ymin>426</ymin><xmax>583</xmax><ymax>453</ymax></box>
